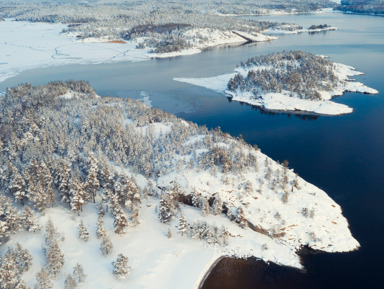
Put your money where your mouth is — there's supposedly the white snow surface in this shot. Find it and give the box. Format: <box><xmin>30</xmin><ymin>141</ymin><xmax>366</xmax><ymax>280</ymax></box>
<box><xmin>0</xmin><ymin>20</ymin><xmax>275</xmax><ymax>82</ymax></box>
<box><xmin>174</xmin><ymin>62</ymin><xmax>378</xmax><ymax>115</ymax></box>
<box><xmin>0</xmin><ymin>95</ymin><xmax>361</xmax><ymax>288</ymax></box>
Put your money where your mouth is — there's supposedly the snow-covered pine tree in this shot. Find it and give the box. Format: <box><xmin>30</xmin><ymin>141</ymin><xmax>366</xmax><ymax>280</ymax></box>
<box><xmin>0</xmin><ymin>220</ymin><xmax>10</xmax><ymax>246</ymax></box>
<box><xmin>4</xmin><ymin>205</ymin><xmax>22</xmax><ymax>233</ymax></box>
<box><xmin>58</xmin><ymin>159</ymin><xmax>72</xmax><ymax>207</ymax></box>
<box><xmin>9</xmin><ymin>171</ymin><xmax>26</xmax><ymax>205</ymax></box>
<box><xmin>15</xmin><ymin>243</ymin><xmax>33</xmax><ymax>273</ymax></box>
<box><xmin>158</xmin><ymin>195</ymin><xmax>172</xmax><ymax>223</ymax></box>
<box><xmin>220</xmin><ymin>225</ymin><xmax>229</xmax><ymax>246</ymax></box>
<box><xmin>212</xmin><ymin>195</ymin><xmax>223</xmax><ymax>215</ymax></box>
<box><xmin>28</xmin><ymin>180</ymin><xmax>47</xmax><ymax>213</ymax></box>
<box><xmin>198</xmin><ymin>221</ymin><xmax>209</xmax><ymax>240</ymax></box>
<box><xmin>64</xmin><ymin>274</ymin><xmax>77</xmax><ymax>289</ymax></box>
<box><xmin>113</xmin><ymin>207</ymin><xmax>129</xmax><ymax>234</ymax></box>
<box><xmin>45</xmin><ymin>241</ymin><xmax>64</xmax><ymax>277</ymax></box>
<box><xmin>72</xmin><ymin>263</ymin><xmax>86</xmax><ymax>283</ymax></box>
<box><xmin>121</xmin><ymin>175</ymin><xmax>140</xmax><ymax>210</ymax></box>
<box><xmin>191</xmin><ymin>188</ymin><xmax>201</xmax><ymax>208</ymax></box>
<box><xmin>130</xmin><ymin>206</ymin><xmax>140</xmax><ymax>227</ymax></box>
<box><xmin>112</xmin><ymin>254</ymin><xmax>131</xmax><ymax>279</ymax></box>
<box><xmin>96</xmin><ymin>215</ymin><xmax>106</xmax><ymax>239</ymax></box>
<box><xmin>0</xmin><ymin>249</ymin><xmax>19</xmax><ymax>289</ymax></box>
<box><xmin>21</xmin><ymin>206</ymin><xmax>41</xmax><ymax>232</ymax></box>
<box><xmin>34</xmin><ymin>267</ymin><xmax>53</xmax><ymax>289</ymax></box>
<box><xmin>39</xmin><ymin>161</ymin><xmax>54</xmax><ymax>207</ymax></box>
<box><xmin>86</xmin><ymin>152</ymin><xmax>99</xmax><ymax>203</ymax></box>
<box><xmin>77</xmin><ymin>220</ymin><xmax>89</xmax><ymax>241</ymax></box>
<box><xmin>177</xmin><ymin>214</ymin><xmax>188</xmax><ymax>236</ymax></box>
<box><xmin>236</xmin><ymin>207</ymin><xmax>247</xmax><ymax>228</ymax></box>
<box><xmin>97</xmin><ymin>202</ymin><xmax>105</xmax><ymax>217</ymax></box>
<box><xmin>99</xmin><ymin>159</ymin><xmax>113</xmax><ymax>190</ymax></box>
<box><xmin>201</xmin><ymin>197</ymin><xmax>210</xmax><ymax>217</ymax></box>
<box><xmin>100</xmin><ymin>236</ymin><xmax>113</xmax><ymax>256</ymax></box>
<box><xmin>44</xmin><ymin>219</ymin><xmax>59</xmax><ymax>246</ymax></box>
<box><xmin>14</xmin><ymin>279</ymin><xmax>29</xmax><ymax>289</ymax></box>
<box><xmin>70</xmin><ymin>177</ymin><xmax>87</xmax><ymax>215</ymax></box>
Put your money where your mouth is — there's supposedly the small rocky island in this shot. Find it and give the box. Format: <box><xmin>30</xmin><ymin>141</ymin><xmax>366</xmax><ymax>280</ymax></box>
<box><xmin>175</xmin><ymin>50</ymin><xmax>378</xmax><ymax>115</ymax></box>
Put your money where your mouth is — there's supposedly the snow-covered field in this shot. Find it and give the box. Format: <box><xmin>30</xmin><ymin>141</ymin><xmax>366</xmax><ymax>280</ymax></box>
<box><xmin>174</xmin><ymin>62</ymin><xmax>378</xmax><ymax>116</ymax></box>
<box><xmin>0</xmin><ymin>19</ymin><xmax>150</xmax><ymax>83</ymax></box>
<box><xmin>0</xmin><ymin>19</ymin><xmax>275</xmax><ymax>82</ymax></box>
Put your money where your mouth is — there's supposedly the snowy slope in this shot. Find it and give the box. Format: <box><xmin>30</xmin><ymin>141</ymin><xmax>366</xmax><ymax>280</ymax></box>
<box><xmin>0</xmin><ymin>85</ymin><xmax>360</xmax><ymax>289</ymax></box>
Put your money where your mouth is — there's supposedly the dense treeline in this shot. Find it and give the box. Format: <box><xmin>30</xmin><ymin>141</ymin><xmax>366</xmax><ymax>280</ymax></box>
<box><xmin>227</xmin><ymin>51</ymin><xmax>339</xmax><ymax>100</ymax></box>
<box><xmin>0</xmin><ymin>80</ymin><xmax>298</xmax><ymax>244</ymax></box>
<box><xmin>338</xmin><ymin>0</ymin><xmax>384</xmax><ymax>14</ymax></box>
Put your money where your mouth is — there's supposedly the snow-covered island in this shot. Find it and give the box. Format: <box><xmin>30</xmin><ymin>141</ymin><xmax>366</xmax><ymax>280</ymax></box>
<box><xmin>175</xmin><ymin>51</ymin><xmax>379</xmax><ymax>115</ymax></box>
<box><xmin>263</xmin><ymin>23</ymin><xmax>338</xmax><ymax>34</ymax></box>
<box><xmin>0</xmin><ymin>81</ymin><xmax>359</xmax><ymax>288</ymax></box>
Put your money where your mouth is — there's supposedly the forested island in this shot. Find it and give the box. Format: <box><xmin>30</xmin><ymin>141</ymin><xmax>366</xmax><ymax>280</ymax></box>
<box><xmin>0</xmin><ymin>81</ymin><xmax>359</xmax><ymax>288</ymax></box>
<box><xmin>175</xmin><ymin>51</ymin><xmax>378</xmax><ymax>115</ymax></box>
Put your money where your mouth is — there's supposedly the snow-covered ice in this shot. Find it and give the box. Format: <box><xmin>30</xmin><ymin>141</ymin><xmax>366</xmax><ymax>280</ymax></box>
<box><xmin>0</xmin><ymin>20</ymin><xmax>275</xmax><ymax>83</ymax></box>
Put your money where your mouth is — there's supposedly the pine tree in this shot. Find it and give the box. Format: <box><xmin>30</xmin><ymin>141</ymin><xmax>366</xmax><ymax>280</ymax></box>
<box><xmin>212</xmin><ymin>195</ymin><xmax>223</xmax><ymax>215</ymax></box>
<box><xmin>201</xmin><ymin>197</ymin><xmax>210</xmax><ymax>217</ymax></box>
<box><xmin>21</xmin><ymin>206</ymin><xmax>41</xmax><ymax>233</ymax></box>
<box><xmin>77</xmin><ymin>220</ymin><xmax>89</xmax><ymax>242</ymax></box>
<box><xmin>0</xmin><ymin>250</ymin><xmax>19</xmax><ymax>289</ymax></box>
<box><xmin>44</xmin><ymin>219</ymin><xmax>59</xmax><ymax>246</ymax></box>
<box><xmin>29</xmin><ymin>180</ymin><xmax>47</xmax><ymax>213</ymax></box>
<box><xmin>0</xmin><ymin>220</ymin><xmax>10</xmax><ymax>246</ymax></box>
<box><xmin>177</xmin><ymin>214</ymin><xmax>188</xmax><ymax>236</ymax></box>
<box><xmin>96</xmin><ymin>215</ymin><xmax>106</xmax><ymax>239</ymax></box>
<box><xmin>113</xmin><ymin>207</ymin><xmax>129</xmax><ymax>234</ymax></box>
<box><xmin>64</xmin><ymin>274</ymin><xmax>77</xmax><ymax>289</ymax></box>
<box><xmin>9</xmin><ymin>171</ymin><xmax>26</xmax><ymax>205</ymax></box>
<box><xmin>40</xmin><ymin>161</ymin><xmax>54</xmax><ymax>208</ymax></box>
<box><xmin>70</xmin><ymin>177</ymin><xmax>87</xmax><ymax>215</ymax></box>
<box><xmin>58</xmin><ymin>159</ymin><xmax>72</xmax><ymax>207</ymax></box>
<box><xmin>86</xmin><ymin>153</ymin><xmax>99</xmax><ymax>203</ymax></box>
<box><xmin>34</xmin><ymin>268</ymin><xmax>53</xmax><ymax>289</ymax></box>
<box><xmin>236</xmin><ymin>207</ymin><xmax>247</xmax><ymax>229</ymax></box>
<box><xmin>100</xmin><ymin>236</ymin><xmax>113</xmax><ymax>256</ymax></box>
<box><xmin>15</xmin><ymin>243</ymin><xmax>33</xmax><ymax>273</ymax></box>
<box><xmin>45</xmin><ymin>241</ymin><xmax>64</xmax><ymax>277</ymax></box>
<box><xmin>130</xmin><ymin>206</ymin><xmax>140</xmax><ymax>227</ymax></box>
<box><xmin>112</xmin><ymin>254</ymin><xmax>131</xmax><ymax>280</ymax></box>
<box><xmin>220</xmin><ymin>225</ymin><xmax>229</xmax><ymax>246</ymax></box>
<box><xmin>97</xmin><ymin>202</ymin><xmax>105</xmax><ymax>217</ymax></box>
<box><xmin>158</xmin><ymin>195</ymin><xmax>172</xmax><ymax>223</ymax></box>
<box><xmin>14</xmin><ymin>280</ymin><xmax>29</xmax><ymax>289</ymax></box>
<box><xmin>72</xmin><ymin>263</ymin><xmax>86</xmax><ymax>283</ymax></box>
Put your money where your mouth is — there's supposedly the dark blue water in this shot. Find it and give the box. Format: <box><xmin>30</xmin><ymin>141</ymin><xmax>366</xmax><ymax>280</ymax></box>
<box><xmin>1</xmin><ymin>11</ymin><xmax>383</xmax><ymax>289</ymax></box>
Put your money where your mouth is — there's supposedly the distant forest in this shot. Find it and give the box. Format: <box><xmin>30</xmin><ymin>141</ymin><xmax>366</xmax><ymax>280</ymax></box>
<box><xmin>338</xmin><ymin>0</ymin><xmax>384</xmax><ymax>14</ymax></box>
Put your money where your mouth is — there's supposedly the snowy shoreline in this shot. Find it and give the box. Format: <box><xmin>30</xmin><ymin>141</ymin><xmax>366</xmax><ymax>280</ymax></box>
<box><xmin>0</xmin><ymin>19</ymin><xmax>275</xmax><ymax>83</ymax></box>
<box><xmin>174</xmin><ymin>62</ymin><xmax>379</xmax><ymax>116</ymax></box>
